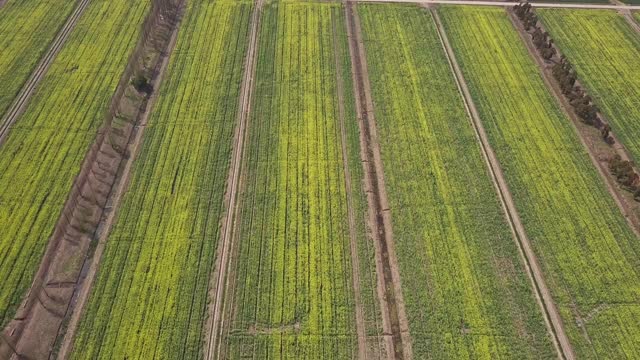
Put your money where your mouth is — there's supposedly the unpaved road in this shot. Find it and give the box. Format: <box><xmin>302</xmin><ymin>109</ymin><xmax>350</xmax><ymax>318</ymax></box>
<box><xmin>430</xmin><ymin>7</ymin><xmax>575</xmax><ymax>360</ymax></box>
<box><xmin>331</xmin><ymin>10</ymin><xmax>368</xmax><ymax>359</ymax></box>
<box><xmin>345</xmin><ymin>2</ymin><xmax>413</xmax><ymax>359</ymax></box>
<box><xmin>356</xmin><ymin>0</ymin><xmax>640</xmax><ymax>10</ymax></box>
<box><xmin>0</xmin><ymin>0</ymin><xmax>90</xmax><ymax>145</ymax></box>
<box><xmin>204</xmin><ymin>0</ymin><xmax>263</xmax><ymax>358</ymax></box>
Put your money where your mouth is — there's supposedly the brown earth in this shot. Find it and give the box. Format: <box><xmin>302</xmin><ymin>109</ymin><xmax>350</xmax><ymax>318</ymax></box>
<box><xmin>331</xmin><ymin>8</ymin><xmax>368</xmax><ymax>359</ymax></box>
<box><xmin>344</xmin><ymin>2</ymin><xmax>413</xmax><ymax>359</ymax></box>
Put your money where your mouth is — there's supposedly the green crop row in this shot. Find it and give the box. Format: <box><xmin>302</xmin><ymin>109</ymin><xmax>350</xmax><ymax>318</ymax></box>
<box><xmin>359</xmin><ymin>4</ymin><xmax>555</xmax><ymax>358</ymax></box>
<box><xmin>440</xmin><ymin>6</ymin><xmax>640</xmax><ymax>358</ymax></box>
<box><xmin>0</xmin><ymin>0</ymin><xmax>149</xmax><ymax>329</ymax></box>
<box><xmin>70</xmin><ymin>1</ymin><xmax>252</xmax><ymax>359</ymax></box>
<box><xmin>0</xmin><ymin>0</ymin><xmax>75</xmax><ymax>121</ymax></box>
<box><xmin>537</xmin><ymin>10</ymin><xmax>640</xmax><ymax>165</ymax></box>
<box><xmin>222</xmin><ymin>2</ymin><xmax>378</xmax><ymax>358</ymax></box>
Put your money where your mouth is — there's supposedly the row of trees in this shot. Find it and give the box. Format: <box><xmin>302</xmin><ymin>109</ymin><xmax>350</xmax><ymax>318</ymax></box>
<box><xmin>514</xmin><ymin>1</ymin><xmax>640</xmax><ymax>201</ymax></box>
<box><xmin>515</xmin><ymin>2</ymin><xmax>602</xmax><ymax>128</ymax></box>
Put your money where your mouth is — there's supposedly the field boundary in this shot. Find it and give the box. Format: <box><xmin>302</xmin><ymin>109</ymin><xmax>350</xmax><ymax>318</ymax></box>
<box><xmin>429</xmin><ymin>6</ymin><xmax>574</xmax><ymax>360</ymax></box>
<box><xmin>344</xmin><ymin>3</ymin><xmax>413</xmax><ymax>359</ymax></box>
<box><xmin>204</xmin><ymin>0</ymin><xmax>263</xmax><ymax>358</ymax></box>
<box><xmin>509</xmin><ymin>10</ymin><xmax>640</xmax><ymax>236</ymax></box>
<box><xmin>331</xmin><ymin>9</ymin><xmax>368</xmax><ymax>359</ymax></box>
<box><xmin>0</xmin><ymin>0</ymin><xmax>90</xmax><ymax>145</ymax></box>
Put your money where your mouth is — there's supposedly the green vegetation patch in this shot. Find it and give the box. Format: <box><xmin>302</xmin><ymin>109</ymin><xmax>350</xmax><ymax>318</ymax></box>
<box><xmin>222</xmin><ymin>2</ymin><xmax>376</xmax><ymax>358</ymax></box>
<box><xmin>440</xmin><ymin>6</ymin><xmax>640</xmax><ymax>358</ymax></box>
<box><xmin>70</xmin><ymin>1</ymin><xmax>252</xmax><ymax>358</ymax></box>
<box><xmin>359</xmin><ymin>4</ymin><xmax>555</xmax><ymax>358</ymax></box>
<box><xmin>538</xmin><ymin>9</ymin><xmax>640</xmax><ymax>164</ymax></box>
<box><xmin>0</xmin><ymin>0</ymin><xmax>75</xmax><ymax>121</ymax></box>
<box><xmin>0</xmin><ymin>0</ymin><xmax>149</xmax><ymax>329</ymax></box>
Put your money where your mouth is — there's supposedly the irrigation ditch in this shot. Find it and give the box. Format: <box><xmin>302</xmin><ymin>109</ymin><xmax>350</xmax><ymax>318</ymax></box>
<box><xmin>344</xmin><ymin>2</ymin><xmax>413</xmax><ymax>359</ymax></box>
<box><xmin>0</xmin><ymin>0</ymin><xmax>184</xmax><ymax>358</ymax></box>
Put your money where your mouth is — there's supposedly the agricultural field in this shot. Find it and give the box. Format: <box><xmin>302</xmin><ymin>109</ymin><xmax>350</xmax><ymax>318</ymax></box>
<box><xmin>0</xmin><ymin>0</ymin><xmax>75</xmax><ymax>121</ymax></box>
<box><xmin>359</xmin><ymin>4</ymin><xmax>554</xmax><ymax>358</ymax></box>
<box><xmin>69</xmin><ymin>1</ymin><xmax>252</xmax><ymax>358</ymax></box>
<box><xmin>0</xmin><ymin>0</ymin><xmax>149</xmax><ymax>329</ymax></box>
<box><xmin>440</xmin><ymin>6</ymin><xmax>640</xmax><ymax>358</ymax></box>
<box><xmin>219</xmin><ymin>2</ymin><xmax>383</xmax><ymax>358</ymax></box>
<box><xmin>537</xmin><ymin>10</ymin><xmax>640</xmax><ymax>164</ymax></box>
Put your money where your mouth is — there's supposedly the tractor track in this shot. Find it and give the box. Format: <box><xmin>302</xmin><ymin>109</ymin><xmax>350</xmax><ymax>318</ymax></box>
<box><xmin>0</xmin><ymin>0</ymin><xmax>90</xmax><ymax>146</ymax></box>
<box><xmin>331</xmin><ymin>9</ymin><xmax>368</xmax><ymax>359</ymax></box>
<box><xmin>204</xmin><ymin>0</ymin><xmax>262</xmax><ymax>358</ymax></box>
<box><xmin>429</xmin><ymin>6</ymin><xmax>574</xmax><ymax>360</ymax></box>
<box><xmin>344</xmin><ymin>2</ymin><xmax>412</xmax><ymax>359</ymax></box>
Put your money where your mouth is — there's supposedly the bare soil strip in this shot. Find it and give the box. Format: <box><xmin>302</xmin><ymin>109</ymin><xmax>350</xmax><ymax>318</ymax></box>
<box><xmin>331</xmin><ymin>10</ymin><xmax>368</xmax><ymax>359</ymax></box>
<box><xmin>508</xmin><ymin>12</ymin><xmax>640</xmax><ymax>236</ymax></box>
<box><xmin>204</xmin><ymin>1</ymin><xmax>263</xmax><ymax>359</ymax></box>
<box><xmin>53</xmin><ymin>8</ymin><xmax>184</xmax><ymax>359</ymax></box>
<box><xmin>430</xmin><ymin>6</ymin><xmax>574</xmax><ymax>360</ymax></box>
<box><xmin>344</xmin><ymin>3</ymin><xmax>412</xmax><ymax>359</ymax></box>
<box><xmin>0</xmin><ymin>0</ymin><xmax>90</xmax><ymax>145</ymax></box>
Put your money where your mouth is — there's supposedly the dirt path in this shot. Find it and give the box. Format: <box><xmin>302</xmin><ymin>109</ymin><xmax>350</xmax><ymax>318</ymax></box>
<box><xmin>430</xmin><ymin>7</ymin><xmax>574</xmax><ymax>360</ymax></box>
<box><xmin>508</xmin><ymin>12</ymin><xmax>640</xmax><ymax>237</ymax></box>
<box><xmin>203</xmin><ymin>1</ymin><xmax>262</xmax><ymax>359</ymax></box>
<box><xmin>331</xmin><ymin>10</ymin><xmax>368</xmax><ymax>360</ymax></box>
<box><xmin>0</xmin><ymin>0</ymin><xmax>90</xmax><ymax>145</ymax></box>
<box><xmin>54</xmin><ymin>8</ymin><xmax>183</xmax><ymax>359</ymax></box>
<box><xmin>344</xmin><ymin>3</ymin><xmax>413</xmax><ymax>359</ymax></box>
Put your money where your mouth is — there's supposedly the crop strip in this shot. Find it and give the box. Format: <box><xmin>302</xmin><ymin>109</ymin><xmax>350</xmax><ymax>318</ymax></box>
<box><xmin>431</xmin><ymin>6</ymin><xmax>574</xmax><ymax>360</ymax></box>
<box><xmin>205</xmin><ymin>1</ymin><xmax>263</xmax><ymax>359</ymax></box>
<box><xmin>331</xmin><ymin>9</ymin><xmax>367</xmax><ymax>359</ymax></box>
<box><xmin>54</xmin><ymin>4</ymin><xmax>185</xmax><ymax>359</ymax></box>
<box><xmin>344</xmin><ymin>3</ymin><xmax>411</xmax><ymax>359</ymax></box>
<box><xmin>0</xmin><ymin>0</ymin><xmax>90</xmax><ymax>145</ymax></box>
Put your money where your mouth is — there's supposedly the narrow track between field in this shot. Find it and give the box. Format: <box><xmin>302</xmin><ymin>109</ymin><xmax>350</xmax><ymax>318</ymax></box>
<box><xmin>345</xmin><ymin>2</ymin><xmax>413</xmax><ymax>359</ymax></box>
<box><xmin>0</xmin><ymin>0</ymin><xmax>90</xmax><ymax>145</ymax></box>
<box><xmin>331</xmin><ymin>9</ymin><xmax>368</xmax><ymax>359</ymax></box>
<box><xmin>430</xmin><ymin>6</ymin><xmax>575</xmax><ymax>360</ymax></box>
<box><xmin>204</xmin><ymin>0</ymin><xmax>263</xmax><ymax>358</ymax></box>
